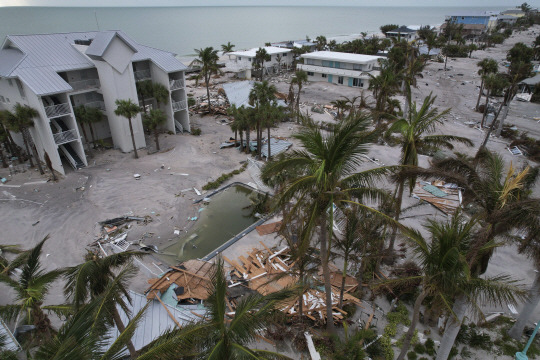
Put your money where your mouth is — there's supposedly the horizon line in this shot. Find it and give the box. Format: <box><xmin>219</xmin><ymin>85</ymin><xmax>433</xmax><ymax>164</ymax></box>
<box><xmin>0</xmin><ymin>4</ymin><xmax>517</xmax><ymax>7</ymax></box>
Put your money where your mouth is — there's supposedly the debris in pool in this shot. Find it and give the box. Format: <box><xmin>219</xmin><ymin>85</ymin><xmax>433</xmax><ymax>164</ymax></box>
<box><xmin>138</xmin><ymin>240</ymin><xmax>158</xmax><ymax>253</ymax></box>
<box><xmin>203</xmin><ymin>197</ymin><xmax>211</xmax><ymax>202</ymax></box>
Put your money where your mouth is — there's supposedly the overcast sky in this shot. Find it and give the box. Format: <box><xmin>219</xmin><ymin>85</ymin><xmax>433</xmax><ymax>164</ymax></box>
<box><xmin>1</xmin><ymin>0</ymin><xmax>539</xmax><ymax>7</ymax></box>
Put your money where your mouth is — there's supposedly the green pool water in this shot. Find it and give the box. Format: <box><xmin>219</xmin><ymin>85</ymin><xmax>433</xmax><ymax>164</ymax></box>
<box><xmin>159</xmin><ymin>185</ymin><xmax>259</xmax><ymax>263</ymax></box>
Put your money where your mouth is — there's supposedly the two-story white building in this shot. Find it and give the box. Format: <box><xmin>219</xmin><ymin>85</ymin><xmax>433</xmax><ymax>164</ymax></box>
<box><xmin>0</xmin><ymin>30</ymin><xmax>189</xmax><ymax>175</ymax></box>
<box><xmin>297</xmin><ymin>51</ymin><xmax>382</xmax><ymax>88</ymax></box>
<box><xmin>226</xmin><ymin>46</ymin><xmax>292</xmax><ymax>79</ymax></box>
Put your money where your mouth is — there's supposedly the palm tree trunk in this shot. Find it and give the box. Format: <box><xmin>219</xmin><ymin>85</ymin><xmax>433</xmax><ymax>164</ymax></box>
<box><xmin>339</xmin><ymin>252</ymin><xmax>349</xmax><ymax>309</ymax></box>
<box><xmin>320</xmin><ymin>213</ymin><xmax>335</xmax><ymax>333</ymax></box>
<box><xmin>267</xmin><ymin>126</ymin><xmax>271</xmax><ymax>160</ymax></box>
<box><xmin>475</xmin><ymin>78</ymin><xmax>485</xmax><ymax>111</ymax></box>
<box><xmin>397</xmin><ymin>290</ymin><xmax>428</xmax><ymax>360</ymax></box>
<box><xmin>296</xmin><ymin>86</ymin><xmax>302</xmax><ymax>122</ymax></box>
<box><xmin>80</xmin><ymin>123</ymin><xmax>92</xmax><ymax>155</ymax></box>
<box><xmin>128</xmin><ymin>118</ymin><xmax>139</xmax><ymax>159</ymax></box>
<box><xmin>239</xmin><ymin>130</ymin><xmax>244</xmax><ymax>152</ymax></box>
<box><xmin>256</xmin><ymin>118</ymin><xmax>261</xmax><ymax>159</ymax></box>
<box><xmin>387</xmin><ymin>180</ymin><xmax>405</xmax><ymax>254</ymax></box>
<box><xmin>3</xmin><ymin>126</ymin><xmax>18</xmax><ymax>160</ymax></box>
<box><xmin>436</xmin><ymin>294</ymin><xmax>468</xmax><ymax>360</ymax></box>
<box><xmin>112</xmin><ymin>307</ymin><xmax>138</xmax><ymax>359</ymax></box>
<box><xmin>477</xmin><ymin>99</ymin><xmax>505</xmax><ymax>156</ymax></box>
<box><xmin>481</xmin><ymin>89</ymin><xmax>490</xmax><ymax>127</ymax></box>
<box><xmin>154</xmin><ymin>130</ymin><xmax>160</xmax><ymax>151</ymax></box>
<box><xmin>245</xmin><ymin>128</ymin><xmax>250</xmax><ymax>154</ymax></box>
<box><xmin>31</xmin><ymin>143</ymin><xmax>45</xmax><ymax>175</ymax></box>
<box><xmin>89</xmin><ymin>123</ymin><xmax>97</xmax><ymax>149</ymax></box>
<box><xmin>0</xmin><ymin>146</ymin><xmax>7</xmax><ymax>168</ymax></box>
<box><xmin>21</xmin><ymin>129</ymin><xmax>34</xmax><ymax>167</ymax></box>
<box><xmin>206</xmin><ymin>73</ymin><xmax>212</xmax><ymax>113</ymax></box>
<box><xmin>509</xmin><ymin>271</ymin><xmax>540</xmax><ymax>340</ymax></box>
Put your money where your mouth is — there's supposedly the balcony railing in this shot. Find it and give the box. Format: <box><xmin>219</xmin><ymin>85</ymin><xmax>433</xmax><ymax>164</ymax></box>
<box><xmin>172</xmin><ymin>100</ymin><xmax>187</xmax><ymax>112</ymax></box>
<box><xmin>170</xmin><ymin>79</ymin><xmax>184</xmax><ymax>90</ymax></box>
<box><xmin>45</xmin><ymin>103</ymin><xmax>71</xmax><ymax>118</ymax></box>
<box><xmin>297</xmin><ymin>64</ymin><xmax>373</xmax><ymax>79</ymax></box>
<box><xmin>69</xmin><ymin>79</ymin><xmax>100</xmax><ymax>91</ymax></box>
<box><xmin>84</xmin><ymin>101</ymin><xmax>106</xmax><ymax>111</ymax></box>
<box><xmin>134</xmin><ymin>69</ymin><xmax>151</xmax><ymax>81</ymax></box>
<box><xmin>53</xmin><ymin>129</ymin><xmax>78</xmax><ymax>145</ymax></box>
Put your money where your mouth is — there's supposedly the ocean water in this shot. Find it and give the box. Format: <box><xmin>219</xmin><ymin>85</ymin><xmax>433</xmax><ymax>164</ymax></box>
<box><xmin>0</xmin><ymin>6</ymin><xmax>507</xmax><ymax>57</ymax></box>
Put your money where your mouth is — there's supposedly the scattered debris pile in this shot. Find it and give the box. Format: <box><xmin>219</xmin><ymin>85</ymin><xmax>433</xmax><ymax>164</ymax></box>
<box><xmin>95</xmin><ymin>216</ymin><xmax>151</xmax><ymax>252</ymax></box>
<box><xmin>146</xmin><ymin>259</ymin><xmax>213</xmax><ymax>304</ymax></box>
<box><xmin>224</xmin><ymin>243</ymin><xmax>363</xmax><ymax>324</ymax></box>
<box><xmin>412</xmin><ymin>181</ymin><xmax>462</xmax><ymax>214</ymax></box>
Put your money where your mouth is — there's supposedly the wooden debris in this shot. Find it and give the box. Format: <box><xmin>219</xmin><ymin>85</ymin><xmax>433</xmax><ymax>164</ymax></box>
<box><xmin>412</xmin><ymin>181</ymin><xmax>462</xmax><ymax>214</ymax></box>
<box><xmin>255</xmin><ymin>221</ymin><xmax>282</xmax><ymax>236</ymax></box>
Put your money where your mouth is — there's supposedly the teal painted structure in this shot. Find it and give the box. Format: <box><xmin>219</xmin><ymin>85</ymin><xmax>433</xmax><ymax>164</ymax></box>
<box><xmin>348</xmin><ymin>77</ymin><xmax>353</xmax><ymax>87</ymax></box>
<box><xmin>328</xmin><ymin>74</ymin><xmax>333</xmax><ymax>83</ymax></box>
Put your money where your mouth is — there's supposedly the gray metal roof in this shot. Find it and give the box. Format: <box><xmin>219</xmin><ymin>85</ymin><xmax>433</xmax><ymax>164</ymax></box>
<box><xmin>0</xmin><ymin>31</ymin><xmax>187</xmax><ymax>96</ymax></box>
<box><xmin>520</xmin><ymin>73</ymin><xmax>540</xmax><ymax>86</ymax></box>
<box><xmin>387</xmin><ymin>26</ymin><xmax>417</xmax><ymax>34</ymax></box>
<box><xmin>103</xmin><ymin>290</ymin><xmax>205</xmax><ymax>355</ymax></box>
<box><xmin>223</xmin><ymin>80</ymin><xmax>256</xmax><ymax>108</ymax></box>
<box><xmin>261</xmin><ymin>138</ymin><xmax>292</xmax><ymax>158</ymax></box>
<box><xmin>0</xmin><ymin>318</ymin><xmax>20</xmax><ymax>352</ymax></box>
<box><xmin>0</xmin><ymin>48</ymin><xmax>25</xmax><ymax>77</ymax></box>
<box><xmin>86</xmin><ymin>31</ymin><xmax>138</xmax><ymax>59</ymax></box>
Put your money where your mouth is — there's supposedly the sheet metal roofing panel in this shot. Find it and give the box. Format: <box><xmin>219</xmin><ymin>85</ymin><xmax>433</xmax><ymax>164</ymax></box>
<box><xmin>0</xmin><ymin>48</ymin><xmax>25</xmax><ymax>77</ymax></box>
<box><xmin>261</xmin><ymin>138</ymin><xmax>292</xmax><ymax>158</ymax></box>
<box><xmin>16</xmin><ymin>67</ymin><xmax>73</xmax><ymax>96</ymax></box>
<box><xmin>86</xmin><ymin>31</ymin><xmax>138</xmax><ymax>59</ymax></box>
<box><xmin>302</xmin><ymin>51</ymin><xmax>382</xmax><ymax>64</ymax></box>
<box><xmin>520</xmin><ymin>73</ymin><xmax>540</xmax><ymax>85</ymax></box>
<box><xmin>0</xmin><ymin>318</ymin><xmax>20</xmax><ymax>352</ymax></box>
<box><xmin>222</xmin><ymin>80</ymin><xmax>256</xmax><ymax>108</ymax></box>
<box><xmin>8</xmin><ymin>32</ymin><xmax>96</xmax><ymax>72</ymax></box>
<box><xmin>133</xmin><ymin>45</ymin><xmax>188</xmax><ymax>73</ymax></box>
<box><xmin>103</xmin><ymin>291</ymin><xmax>204</xmax><ymax>354</ymax></box>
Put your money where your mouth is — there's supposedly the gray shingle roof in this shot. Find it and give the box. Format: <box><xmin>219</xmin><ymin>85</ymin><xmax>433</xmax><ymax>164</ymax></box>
<box><xmin>0</xmin><ymin>31</ymin><xmax>187</xmax><ymax>96</ymax></box>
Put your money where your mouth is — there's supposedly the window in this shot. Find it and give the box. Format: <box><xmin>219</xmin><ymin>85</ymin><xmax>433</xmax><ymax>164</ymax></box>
<box><xmin>352</xmin><ymin>78</ymin><xmax>363</xmax><ymax>87</ymax></box>
<box><xmin>334</xmin><ymin>62</ymin><xmax>340</xmax><ymax>69</ymax></box>
<box><xmin>282</xmin><ymin>52</ymin><xmax>287</xmax><ymax>57</ymax></box>
<box><xmin>322</xmin><ymin>74</ymin><xmax>327</xmax><ymax>78</ymax></box>
<box><xmin>16</xmin><ymin>80</ymin><xmax>25</xmax><ymax>98</ymax></box>
<box><xmin>307</xmin><ymin>72</ymin><xmax>314</xmax><ymax>76</ymax></box>
<box><xmin>0</xmin><ymin>96</ymin><xmax>4</xmax><ymax>102</ymax></box>
<box><xmin>353</xmin><ymin>63</ymin><xmax>362</xmax><ymax>70</ymax></box>
<box><xmin>6</xmin><ymin>98</ymin><xmax>10</xmax><ymax>103</ymax></box>
<box><xmin>248</xmin><ymin>58</ymin><xmax>251</xmax><ymax>62</ymax></box>
<box><xmin>338</xmin><ymin>76</ymin><xmax>344</xmax><ymax>84</ymax></box>
<box><xmin>306</xmin><ymin>59</ymin><xmax>315</xmax><ymax>65</ymax></box>
<box><xmin>322</xmin><ymin>60</ymin><xmax>331</xmax><ymax>67</ymax></box>
<box><xmin>238</xmin><ymin>57</ymin><xmax>241</xmax><ymax>61</ymax></box>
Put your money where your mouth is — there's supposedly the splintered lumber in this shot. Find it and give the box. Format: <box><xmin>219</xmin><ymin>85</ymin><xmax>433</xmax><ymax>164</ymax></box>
<box><xmin>170</xmin><ymin>266</ymin><xmax>211</xmax><ymax>281</ymax></box>
<box><xmin>412</xmin><ymin>181</ymin><xmax>461</xmax><ymax>215</ymax></box>
<box><xmin>152</xmin><ymin>290</ymin><xmax>182</xmax><ymax>328</ymax></box>
<box><xmin>223</xmin><ymin>255</ymin><xmax>247</xmax><ymax>275</ymax></box>
<box><xmin>259</xmin><ymin>241</ymin><xmax>274</xmax><ymax>255</ymax></box>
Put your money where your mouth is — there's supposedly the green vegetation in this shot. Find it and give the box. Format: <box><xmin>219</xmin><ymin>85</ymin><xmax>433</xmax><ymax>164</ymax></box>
<box><xmin>202</xmin><ymin>163</ymin><xmax>247</xmax><ymax>190</ymax></box>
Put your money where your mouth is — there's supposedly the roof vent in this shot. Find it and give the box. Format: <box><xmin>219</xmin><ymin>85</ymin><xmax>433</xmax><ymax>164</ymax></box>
<box><xmin>74</xmin><ymin>39</ymin><xmax>93</xmax><ymax>46</ymax></box>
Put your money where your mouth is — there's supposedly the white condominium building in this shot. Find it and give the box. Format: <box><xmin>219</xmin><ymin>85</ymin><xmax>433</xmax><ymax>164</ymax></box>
<box><xmin>0</xmin><ymin>30</ymin><xmax>189</xmax><ymax>175</ymax></box>
<box><xmin>297</xmin><ymin>51</ymin><xmax>382</xmax><ymax>89</ymax></box>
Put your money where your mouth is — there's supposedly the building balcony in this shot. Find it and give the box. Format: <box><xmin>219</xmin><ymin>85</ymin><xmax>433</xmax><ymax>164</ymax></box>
<box><xmin>297</xmin><ymin>64</ymin><xmax>375</xmax><ymax>79</ymax></box>
<box><xmin>172</xmin><ymin>100</ymin><xmax>187</xmax><ymax>112</ymax></box>
<box><xmin>45</xmin><ymin>103</ymin><xmax>71</xmax><ymax>118</ymax></box>
<box><xmin>134</xmin><ymin>69</ymin><xmax>151</xmax><ymax>81</ymax></box>
<box><xmin>170</xmin><ymin>79</ymin><xmax>184</xmax><ymax>90</ymax></box>
<box><xmin>53</xmin><ymin>129</ymin><xmax>78</xmax><ymax>145</ymax></box>
<box><xmin>69</xmin><ymin>79</ymin><xmax>100</xmax><ymax>92</ymax></box>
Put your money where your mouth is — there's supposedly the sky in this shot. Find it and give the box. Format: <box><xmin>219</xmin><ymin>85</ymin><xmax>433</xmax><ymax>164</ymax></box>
<box><xmin>1</xmin><ymin>0</ymin><xmax>539</xmax><ymax>6</ymax></box>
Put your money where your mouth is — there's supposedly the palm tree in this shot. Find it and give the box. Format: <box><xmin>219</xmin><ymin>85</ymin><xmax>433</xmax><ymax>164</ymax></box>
<box><xmin>395</xmin><ymin>213</ymin><xmax>526</xmax><ymax>360</ymax></box>
<box><xmin>424</xmin><ymin>31</ymin><xmax>439</xmax><ymax>56</ymax></box>
<box><xmin>0</xmin><ymin>237</ymin><xmax>66</xmax><ymax>341</ymax></box>
<box><xmin>194</xmin><ymin>47</ymin><xmax>219</xmax><ymax>113</ymax></box>
<box><xmin>315</xmin><ymin>35</ymin><xmax>327</xmax><ymax>51</ymax></box>
<box><xmin>143</xmin><ymin>109</ymin><xmax>167</xmax><ymax>151</ymax></box>
<box><xmin>480</xmin><ymin>73</ymin><xmax>508</xmax><ymax>127</ymax></box>
<box><xmin>255</xmin><ymin>47</ymin><xmax>271</xmax><ymax>81</ymax></box>
<box><xmin>261</xmin><ymin>114</ymin><xmax>396</xmax><ymax>332</ymax></box>
<box><xmin>341</xmin><ymin>95</ymin><xmax>360</xmax><ymax>117</ymax></box>
<box><xmin>4</xmin><ymin>104</ymin><xmax>44</xmax><ymax>174</ymax></box>
<box><xmin>0</xmin><ymin>112</ymin><xmax>20</xmax><ymax>162</ymax></box>
<box><xmin>74</xmin><ymin>105</ymin><xmax>93</xmax><ymax>153</ymax></box>
<box><xmin>368</xmin><ymin>59</ymin><xmax>401</xmax><ymax>122</ymax></box>
<box><xmin>0</xmin><ymin>244</ymin><xmax>26</xmax><ymax>275</ymax></box>
<box><xmin>385</xmin><ymin>94</ymin><xmax>472</xmax><ymax>253</ymax></box>
<box><xmin>152</xmin><ymin>82</ymin><xmax>169</xmax><ymax>109</ymax></box>
<box><xmin>115</xmin><ymin>99</ymin><xmax>141</xmax><ymax>159</ymax></box>
<box><xmin>260</xmin><ymin>102</ymin><xmax>284</xmax><ymax>160</ymax></box>
<box><xmin>64</xmin><ymin>250</ymin><xmax>145</xmax><ymax>359</ymax></box>
<box><xmin>136</xmin><ymin>79</ymin><xmax>154</xmax><ymax>114</ymax></box>
<box><xmin>221</xmin><ymin>41</ymin><xmax>235</xmax><ymax>59</ymax></box>
<box><xmin>330</xmin><ymin>99</ymin><xmax>349</xmax><ymax>120</ymax></box>
<box><xmin>86</xmin><ymin>106</ymin><xmax>103</xmax><ymax>149</ymax></box>
<box><xmin>249</xmin><ymin>80</ymin><xmax>277</xmax><ymax>159</ymax></box>
<box><xmin>291</xmin><ymin>70</ymin><xmax>308</xmax><ymax>122</ymax></box>
<box><xmin>137</xmin><ymin>258</ymin><xmax>294</xmax><ymax>359</ymax></box>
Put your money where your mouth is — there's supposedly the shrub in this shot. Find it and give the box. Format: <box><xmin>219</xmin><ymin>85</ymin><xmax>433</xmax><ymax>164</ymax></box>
<box><xmin>201</xmin><ymin>163</ymin><xmax>247</xmax><ymax>190</ymax></box>
<box><xmin>413</xmin><ymin>343</ymin><xmax>426</xmax><ymax>354</ymax></box>
<box><xmin>187</xmin><ymin>96</ymin><xmax>196</xmax><ymax>107</ymax></box>
<box><xmin>425</xmin><ymin>338</ymin><xmax>436</xmax><ymax>356</ymax></box>
<box><xmin>407</xmin><ymin>351</ymin><xmax>418</xmax><ymax>360</ymax></box>
<box><xmin>191</xmin><ymin>127</ymin><xmax>202</xmax><ymax>136</ymax></box>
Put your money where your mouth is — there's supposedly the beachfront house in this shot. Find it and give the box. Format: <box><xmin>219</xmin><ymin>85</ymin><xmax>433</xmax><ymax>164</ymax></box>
<box><xmin>441</xmin><ymin>11</ymin><xmax>498</xmax><ymax>37</ymax></box>
<box><xmin>271</xmin><ymin>39</ymin><xmax>317</xmax><ymax>52</ymax></box>
<box><xmin>497</xmin><ymin>14</ymin><xmax>519</xmax><ymax>26</ymax></box>
<box><xmin>385</xmin><ymin>26</ymin><xmax>418</xmax><ymax>41</ymax></box>
<box><xmin>0</xmin><ymin>30</ymin><xmax>189</xmax><ymax>175</ymax></box>
<box><xmin>501</xmin><ymin>9</ymin><xmax>526</xmax><ymax>18</ymax></box>
<box><xmin>297</xmin><ymin>51</ymin><xmax>382</xmax><ymax>88</ymax></box>
<box><xmin>226</xmin><ymin>46</ymin><xmax>293</xmax><ymax>79</ymax></box>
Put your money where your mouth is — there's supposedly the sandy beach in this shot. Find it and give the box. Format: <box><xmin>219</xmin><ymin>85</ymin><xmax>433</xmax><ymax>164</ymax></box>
<box><xmin>1</xmin><ymin>25</ymin><xmax>540</xmax><ymax>359</ymax></box>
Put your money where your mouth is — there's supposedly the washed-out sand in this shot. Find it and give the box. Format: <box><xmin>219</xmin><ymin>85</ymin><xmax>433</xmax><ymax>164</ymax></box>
<box><xmin>1</xmin><ymin>26</ymin><xmax>540</xmax><ymax>358</ymax></box>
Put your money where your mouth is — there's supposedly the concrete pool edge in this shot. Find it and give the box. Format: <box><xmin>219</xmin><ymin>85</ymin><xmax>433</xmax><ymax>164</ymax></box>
<box><xmin>195</xmin><ymin>182</ymin><xmax>272</xmax><ymax>261</ymax></box>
